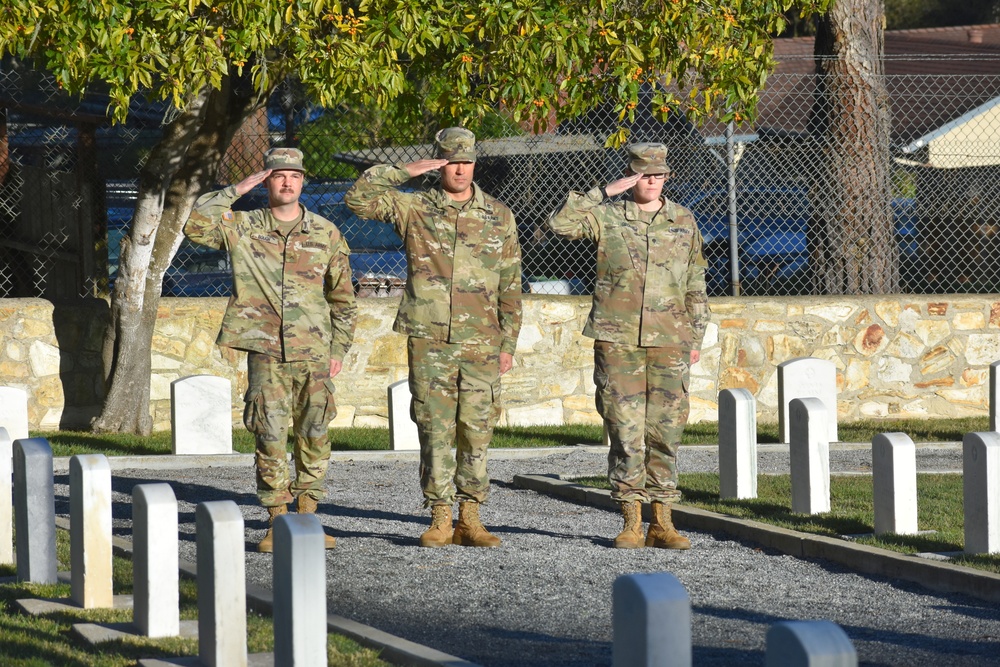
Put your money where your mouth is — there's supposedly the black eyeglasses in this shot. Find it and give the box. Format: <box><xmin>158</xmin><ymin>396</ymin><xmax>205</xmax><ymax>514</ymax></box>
<box><xmin>643</xmin><ymin>173</ymin><xmax>668</xmax><ymax>181</ymax></box>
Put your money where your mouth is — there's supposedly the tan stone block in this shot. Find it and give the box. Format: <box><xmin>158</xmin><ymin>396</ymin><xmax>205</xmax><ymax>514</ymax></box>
<box><xmin>885</xmin><ymin>332</ymin><xmax>924</xmax><ymax>359</ymax></box>
<box><xmin>17</xmin><ymin>318</ymin><xmax>52</xmax><ymax>339</ymax></box>
<box><xmin>721</xmin><ymin>319</ymin><xmax>747</xmax><ymax>328</ymax></box>
<box><xmin>753</xmin><ymin>302</ymin><xmax>786</xmax><ymax>316</ymax></box>
<box><xmin>753</xmin><ymin>320</ymin><xmax>785</xmax><ymax>333</ymax></box>
<box><xmin>151</xmin><ymin>336</ymin><xmax>186</xmax><ymax>358</ymax></box>
<box><xmin>927</xmin><ymin>302</ymin><xmax>948</xmax><ymax>316</ymax></box>
<box><xmin>875</xmin><ymin>300</ymin><xmax>901</xmax><ymax>328</ymax></box>
<box><xmin>767</xmin><ymin>334</ymin><xmax>806</xmax><ymax>363</ymax></box>
<box><xmin>860</xmin><ymin>401</ymin><xmax>889</xmax><ymax>417</ymax></box>
<box><xmin>953</xmin><ymin>311</ymin><xmax>986</xmax><ymax>330</ymax></box>
<box><xmin>721</xmin><ymin>333</ymin><xmax>740</xmax><ymax>367</ymax></box>
<box><xmin>354</xmin><ymin>414</ymin><xmax>389</xmax><ymax>428</ymax></box>
<box><xmin>34</xmin><ymin>376</ymin><xmax>64</xmax><ymax>407</ymax></box>
<box><xmin>330</xmin><ymin>405</ymin><xmax>356</xmax><ymax>428</ymax></box>
<box><xmin>0</xmin><ymin>305</ymin><xmax>15</xmax><ymax>321</ymax></box>
<box><xmin>853</xmin><ymin>324</ymin><xmax>887</xmax><ymax>356</ymax></box>
<box><xmin>516</xmin><ymin>323</ymin><xmax>545</xmax><ymax>353</ymax></box>
<box><xmin>914</xmin><ymin>320</ymin><xmax>950</xmax><ymax>347</ymax></box>
<box><xmin>719</xmin><ymin>368</ymin><xmax>759</xmax><ymax>393</ymax></box>
<box><xmin>877</xmin><ymin>358</ymin><xmax>912</xmax><ymax>383</ymax></box>
<box><xmin>0</xmin><ymin>360</ymin><xmax>29</xmax><ymax>377</ymax></box>
<box><xmin>991</xmin><ymin>302</ymin><xmax>1000</xmax><ymax>328</ymax></box>
<box><xmin>811</xmin><ymin>348</ymin><xmax>845</xmax><ymax>369</ymax></box>
<box><xmin>709</xmin><ymin>302</ymin><xmax>748</xmax><ymax>315</ymax></box>
<box><xmin>787</xmin><ymin>304</ymin><xmax>803</xmax><ymax>317</ymax></box>
<box><xmin>820</xmin><ymin>325</ymin><xmax>846</xmax><ymax>346</ymax></box>
<box><xmin>854</xmin><ymin>308</ymin><xmax>869</xmax><ymax>325</ymax></box>
<box><xmin>899</xmin><ymin>399</ymin><xmax>929</xmax><ymax>417</ymax></box>
<box><xmin>565</xmin><ymin>409</ymin><xmax>603</xmax><ymax>426</ymax></box>
<box><xmin>936</xmin><ymin>386</ymin><xmax>986</xmax><ymax>408</ymax></box>
<box><xmin>689</xmin><ymin>396</ymin><xmax>719</xmax><ymax>423</ymax></box>
<box><xmin>370</xmin><ymin>335</ymin><xmax>408</xmax><ymax>366</ymax></box>
<box><xmin>185</xmin><ymin>330</ymin><xmax>217</xmax><ymax>363</ymax></box>
<box><xmin>690</xmin><ymin>376</ymin><xmax>716</xmax><ymax>393</ymax></box>
<box><xmin>962</xmin><ymin>368</ymin><xmax>988</xmax><ymax>387</ymax></box>
<box><xmin>5</xmin><ymin>341</ymin><xmax>23</xmax><ymax>361</ymax></box>
<box><xmin>701</xmin><ymin>322</ymin><xmax>719</xmax><ymax>349</ymax></box>
<box><xmin>845</xmin><ymin>359</ymin><xmax>870</xmax><ymax>391</ymax></box>
<box><xmin>920</xmin><ymin>346</ymin><xmax>954</xmax><ymax>376</ymax></box>
<box><xmin>788</xmin><ymin>321</ymin><xmax>824</xmax><ymax>340</ymax></box>
<box><xmin>692</xmin><ymin>346</ymin><xmax>721</xmax><ymax>377</ymax></box>
<box><xmin>914</xmin><ymin>377</ymin><xmax>953</xmax><ymax>389</ymax></box>
<box><xmin>966</xmin><ymin>333</ymin><xmax>1000</xmax><ymax>365</ymax></box>
<box><xmin>803</xmin><ymin>304</ymin><xmax>854</xmax><ymax>321</ymax></box>
<box><xmin>562</xmin><ymin>394</ymin><xmax>595</xmax><ymax>412</ymax></box>
<box><xmin>538</xmin><ymin>300</ymin><xmax>580</xmax><ymax>323</ymax></box>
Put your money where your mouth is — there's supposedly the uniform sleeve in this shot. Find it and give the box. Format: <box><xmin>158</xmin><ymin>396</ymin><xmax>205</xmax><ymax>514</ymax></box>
<box><xmin>498</xmin><ymin>210</ymin><xmax>523</xmax><ymax>356</ymax></box>
<box><xmin>344</xmin><ymin>164</ymin><xmax>417</xmax><ymax>239</ymax></box>
<box><xmin>325</xmin><ymin>236</ymin><xmax>358</xmax><ymax>362</ymax></box>
<box><xmin>685</xmin><ymin>221</ymin><xmax>711</xmax><ymax>351</ymax></box>
<box><xmin>183</xmin><ymin>186</ymin><xmax>242</xmax><ymax>249</ymax></box>
<box><xmin>545</xmin><ymin>187</ymin><xmax>604</xmax><ymax>242</ymax></box>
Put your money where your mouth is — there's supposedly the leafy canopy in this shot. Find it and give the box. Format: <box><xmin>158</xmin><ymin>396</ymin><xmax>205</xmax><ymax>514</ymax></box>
<box><xmin>0</xmin><ymin>0</ymin><xmax>830</xmax><ymax>144</ymax></box>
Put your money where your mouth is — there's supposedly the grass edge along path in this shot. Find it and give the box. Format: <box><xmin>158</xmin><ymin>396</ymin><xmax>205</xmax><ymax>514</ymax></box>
<box><xmin>516</xmin><ymin>472</ymin><xmax>1000</xmax><ymax>605</ymax></box>
<box><xmin>36</xmin><ymin>416</ymin><xmax>994</xmax><ymax>457</ymax></box>
<box><xmin>0</xmin><ymin>523</ymin><xmax>394</xmax><ymax>667</ymax></box>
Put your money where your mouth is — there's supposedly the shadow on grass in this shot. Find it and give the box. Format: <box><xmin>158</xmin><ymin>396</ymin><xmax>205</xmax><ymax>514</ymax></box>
<box><xmin>43</xmin><ymin>432</ymin><xmax>169</xmax><ymax>457</ymax></box>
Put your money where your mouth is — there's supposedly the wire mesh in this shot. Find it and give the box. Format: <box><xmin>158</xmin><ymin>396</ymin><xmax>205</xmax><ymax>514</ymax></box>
<box><xmin>3</xmin><ymin>58</ymin><xmax>1000</xmax><ymax>299</ymax></box>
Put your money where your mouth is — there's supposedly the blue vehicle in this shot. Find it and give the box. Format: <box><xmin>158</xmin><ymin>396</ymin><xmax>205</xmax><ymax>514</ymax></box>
<box><xmin>107</xmin><ymin>181</ymin><xmax>407</xmax><ymax>297</ymax></box>
<box><xmin>681</xmin><ymin>188</ymin><xmax>918</xmax><ymax>296</ymax></box>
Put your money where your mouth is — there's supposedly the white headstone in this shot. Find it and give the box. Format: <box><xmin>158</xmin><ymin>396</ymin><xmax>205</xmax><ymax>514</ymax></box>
<box><xmin>789</xmin><ymin>398</ymin><xmax>831</xmax><ymax>515</ymax></box>
<box><xmin>133</xmin><ymin>483</ymin><xmax>179</xmax><ymax>638</ymax></box>
<box><xmin>777</xmin><ymin>358</ymin><xmax>838</xmax><ymax>444</ymax></box>
<box><xmin>719</xmin><ymin>389</ymin><xmax>757</xmax><ymax>500</ymax></box>
<box><xmin>13</xmin><ymin>438</ymin><xmax>57</xmax><ymax>584</ymax></box>
<box><xmin>274</xmin><ymin>514</ymin><xmax>328</xmax><ymax>666</ymax></box>
<box><xmin>766</xmin><ymin>620</ymin><xmax>857</xmax><ymax>667</ymax></box>
<box><xmin>70</xmin><ymin>454</ymin><xmax>113</xmax><ymax>609</ymax></box>
<box><xmin>872</xmin><ymin>433</ymin><xmax>918</xmax><ymax>535</ymax></box>
<box><xmin>991</xmin><ymin>361</ymin><xmax>1000</xmax><ymax>432</ymax></box>
<box><xmin>964</xmin><ymin>431</ymin><xmax>1000</xmax><ymax>554</ymax></box>
<box><xmin>171</xmin><ymin>375</ymin><xmax>232</xmax><ymax>455</ymax></box>
<box><xmin>0</xmin><ymin>387</ymin><xmax>29</xmax><ymax>442</ymax></box>
<box><xmin>196</xmin><ymin>500</ymin><xmax>248</xmax><ymax>667</ymax></box>
<box><xmin>612</xmin><ymin>572</ymin><xmax>691</xmax><ymax>667</ymax></box>
<box><xmin>0</xmin><ymin>427</ymin><xmax>12</xmax><ymax>565</ymax></box>
<box><xmin>388</xmin><ymin>380</ymin><xmax>420</xmax><ymax>451</ymax></box>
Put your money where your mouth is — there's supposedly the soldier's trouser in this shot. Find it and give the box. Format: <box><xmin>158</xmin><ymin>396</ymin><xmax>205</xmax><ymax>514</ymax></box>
<box><xmin>243</xmin><ymin>352</ymin><xmax>338</xmax><ymax>507</ymax></box>
<box><xmin>594</xmin><ymin>341</ymin><xmax>689</xmax><ymax>504</ymax></box>
<box><xmin>408</xmin><ymin>337</ymin><xmax>501</xmax><ymax>507</ymax></box>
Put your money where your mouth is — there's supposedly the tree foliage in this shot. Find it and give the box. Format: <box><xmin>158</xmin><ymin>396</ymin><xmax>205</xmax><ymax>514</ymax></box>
<box><xmin>2</xmin><ymin>0</ymin><xmax>830</xmax><ymax>145</ymax></box>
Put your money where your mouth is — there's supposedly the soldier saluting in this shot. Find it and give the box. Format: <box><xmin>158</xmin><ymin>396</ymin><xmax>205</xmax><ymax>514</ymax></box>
<box><xmin>346</xmin><ymin>128</ymin><xmax>522</xmax><ymax>548</ymax></box>
<box><xmin>184</xmin><ymin>147</ymin><xmax>357</xmax><ymax>553</ymax></box>
<box><xmin>548</xmin><ymin>143</ymin><xmax>710</xmax><ymax>550</ymax></box>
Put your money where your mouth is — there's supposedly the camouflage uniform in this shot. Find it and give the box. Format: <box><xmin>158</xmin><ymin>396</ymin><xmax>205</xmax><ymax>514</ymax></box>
<box><xmin>547</xmin><ymin>145</ymin><xmax>710</xmax><ymax>504</ymax></box>
<box><xmin>184</xmin><ymin>148</ymin><xmax>357</xmax><ymax>507</ymax></box>
<box><xmin>345</xmin><ymin>129</ymin><xmax>522</xmax><ymax>507</ymax></box>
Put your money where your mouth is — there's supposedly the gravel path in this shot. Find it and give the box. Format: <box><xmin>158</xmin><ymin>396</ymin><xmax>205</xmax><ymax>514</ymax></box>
<box><xmin>53</xmin><ymin>444</ymin><xmax>1000</xmax><ymax>666</ymax></box>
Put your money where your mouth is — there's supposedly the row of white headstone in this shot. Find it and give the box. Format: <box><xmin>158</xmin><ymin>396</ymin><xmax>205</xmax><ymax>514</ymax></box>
<box><xmin>613</xmin><ymin>571</ymin><xmax>857</xmax><ymax>667</ymax></box>
<box><xmin>720</xmin><ymin>388</ymin><xmax>1000</xmax><ymax>554</ymax></box>
<box><xmin>0</xmin><ymin>429</ymin><xmax>329</xmax><ymax>666</ymax></box>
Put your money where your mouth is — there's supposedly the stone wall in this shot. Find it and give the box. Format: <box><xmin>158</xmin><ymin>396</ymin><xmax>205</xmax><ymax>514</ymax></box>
<box><xmin>2</xmin><ymin>295</ymin><xmax>999</xmax><ymax>431</ymax></box>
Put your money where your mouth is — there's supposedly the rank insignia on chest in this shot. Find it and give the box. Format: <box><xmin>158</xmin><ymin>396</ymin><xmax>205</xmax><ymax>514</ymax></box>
<box><xmin>223</xmin><ymin>211</ymin><xmax>234</xmax><ymax>221</ymax></box>
<box><xmin>251</xmin><ymin>232</ymin><xmax>280</xmax><ymax>245</ymax></box>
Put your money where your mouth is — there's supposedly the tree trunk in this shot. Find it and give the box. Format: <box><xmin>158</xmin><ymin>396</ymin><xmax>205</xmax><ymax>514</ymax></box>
<box><xmin>93</xmin><ymin>78</ymin><xmax>259</xmax><ymax>434</ymax></box>
<box><xmin>809</xmin><ymin>0</ymin><xmax>896</xmax><ymax>294</ymax></box>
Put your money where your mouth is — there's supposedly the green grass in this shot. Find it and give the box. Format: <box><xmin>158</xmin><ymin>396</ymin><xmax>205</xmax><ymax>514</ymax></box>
<box><xmin>0</xmin><ymin>531</ymin><xmax>388</xmax><ymax>666</ymax></box>
<box><xmin>36</xmin><ymin>416</ymin><xmax>990</xmax><ymax>457</ymax></box>
<box><xmin>577</xmin><ymin>472</ymin><xmax>1000</xmax><ymax>574</ymax></box>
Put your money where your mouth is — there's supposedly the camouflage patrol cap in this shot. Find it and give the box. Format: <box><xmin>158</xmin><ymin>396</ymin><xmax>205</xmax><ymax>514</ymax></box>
<box><xmin>435</xmin><ymin>127</ymin><xmax>476</xmax><ymax>163</ymax></box>
<box><xmin>627</xmin><ymin>143</ymin><xmax>670</xmax><ymax>175</ymax></box>
<box><xmin>264</xmin><ymin>147</ymin><xmax>305</xmax><ymax>173</ymax></box>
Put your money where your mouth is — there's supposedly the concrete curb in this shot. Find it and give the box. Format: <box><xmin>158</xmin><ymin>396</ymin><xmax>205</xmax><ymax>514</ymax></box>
<box><xmin>51</xmin><ymin>517</ymin><xmax>479</xmax><ymax>667</ymax></box>
<box><xmin>512</xmin><ymin>473</ymin><xmax>1000</xmax><ymax>605</ymax></box>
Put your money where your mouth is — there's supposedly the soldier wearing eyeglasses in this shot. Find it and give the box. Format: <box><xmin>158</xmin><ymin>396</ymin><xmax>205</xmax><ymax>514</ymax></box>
<box><xmin>547</xmin><ymin>142</ymin><xmax>710</xmax><ymax>550</ymax></box>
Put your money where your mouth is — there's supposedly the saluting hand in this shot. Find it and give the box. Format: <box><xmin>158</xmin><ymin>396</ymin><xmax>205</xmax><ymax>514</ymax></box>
<box><xmin>234</xmin><ymin>170</ymin><xmax>272</xmax><ymax>196</ymax></box>
<box><xmin>604</xmin><ymin>173</ymin><xmax>643</xmax><ymax>198</ymax></box>
<box><xmin>405</xmin><ymin>159</ymin><xmax>449</xmax><ymax>178</ymax></box>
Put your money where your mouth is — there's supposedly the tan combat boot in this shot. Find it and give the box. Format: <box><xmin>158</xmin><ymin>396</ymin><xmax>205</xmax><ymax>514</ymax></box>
<box><xmin>257</xmin><ymin>505</ymin><xmax>288</xmax><ymax>553</ymax></box>
<box><xmin>419</xmin><ymin>504</ymin><xmax>454</xmax><ymax>547</ymax></box>
<box><xmin>452</xmin><ymin>501</ymin><xmax>501</xmax><ymax>548</ymax></box>
<box><xmin>613</xmin><ymin>500</ymin><xmax>644</xmax><ymax>549</ymax></box>
<box><xmin>297</xmin><ymin>495</ymin><xmax>337</xmax><ymax>549</ymax></box>
<box><xmin>646</xmin><ymin>501</ymin><xmax>691</xmax><ymax>550</ymax></box>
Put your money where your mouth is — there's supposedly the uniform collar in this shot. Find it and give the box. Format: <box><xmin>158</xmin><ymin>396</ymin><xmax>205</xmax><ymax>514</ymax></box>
<box><xmin>623</xmin><ymin>196</ymin><xmax>670</xmax><ymax>222</ymax></box>
<box><xmin>434</xmin><ymin>182</ymin><xmax>489</xmax><ymax>211</ymax></box>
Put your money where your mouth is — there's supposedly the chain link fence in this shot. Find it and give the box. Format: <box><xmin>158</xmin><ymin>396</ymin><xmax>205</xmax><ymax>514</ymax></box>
<box><xmin>3</xmin><ymin>56</ymin><xmax>1000</xmax><ymax>299</ymax></box>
